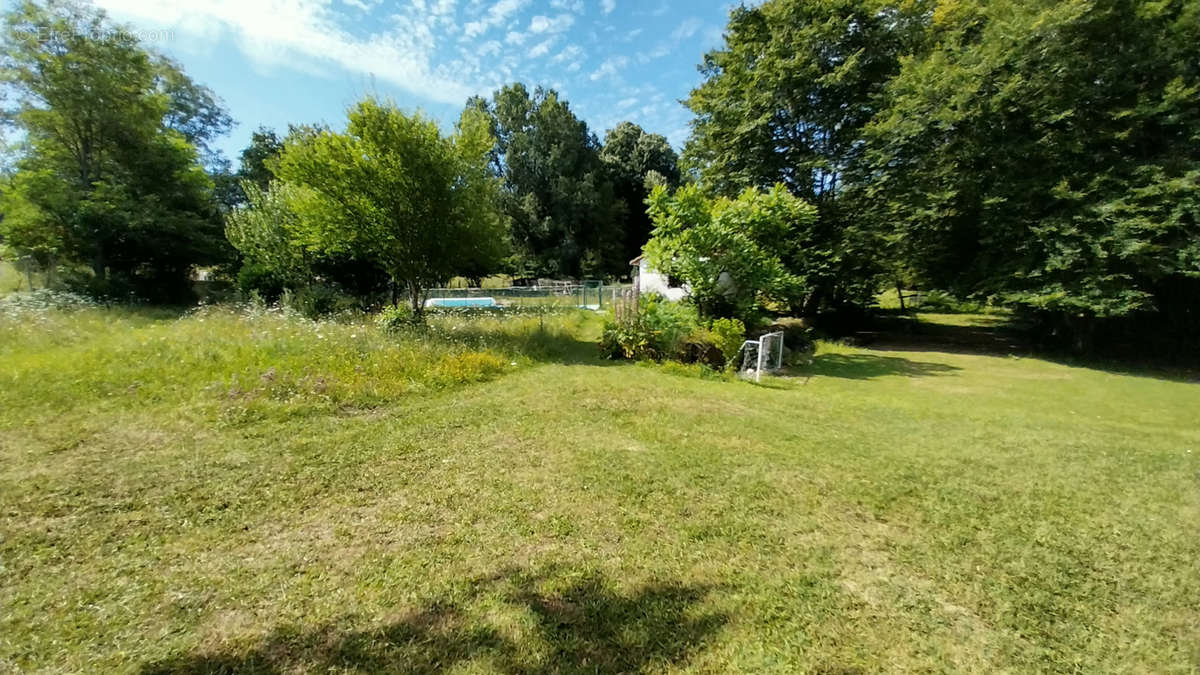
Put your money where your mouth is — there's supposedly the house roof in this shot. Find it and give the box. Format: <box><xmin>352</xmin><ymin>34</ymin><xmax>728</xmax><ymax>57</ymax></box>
<box><xmin>630</xmin><ymin>255</ymin><xmax>644</xmax><ymax>265</ymax></box>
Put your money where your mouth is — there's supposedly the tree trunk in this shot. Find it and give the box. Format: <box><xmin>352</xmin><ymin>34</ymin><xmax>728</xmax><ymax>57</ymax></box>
<box><xmin>408</xmin><ymin>282</ymin><xmax>426</xmax><ymax>323</ymax></box>
<box><xmin>802</xmin><ymin>286</ymin><xmax>825</xmax><ymax>316</ymax></box>
<box><xmin>896</xmin><ymin>282</ymin><xmax>906</xmax><ymax>312</ymax></box>
<box><xmin>91</xmin><ymin>248</ymin><xmax>107</xmax><ymax>284</ymax></box>
<box><xmin>1069</xmin><ymin>314</ymin><xmax>1096</xmax><ymax>355</ymax></box>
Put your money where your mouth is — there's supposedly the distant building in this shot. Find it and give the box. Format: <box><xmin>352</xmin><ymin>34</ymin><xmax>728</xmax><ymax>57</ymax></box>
<box><xmin>630</xmin><ymin>254</ymin><xmax>688</xmax><ymax>302</ymax></box>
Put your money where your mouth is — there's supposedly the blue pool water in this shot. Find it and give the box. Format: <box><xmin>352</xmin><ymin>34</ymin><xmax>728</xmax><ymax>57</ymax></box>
<box><xmin>425</xmin><ymin>297</ymin><xmax>498</xmax><ymax>308</ymax></box>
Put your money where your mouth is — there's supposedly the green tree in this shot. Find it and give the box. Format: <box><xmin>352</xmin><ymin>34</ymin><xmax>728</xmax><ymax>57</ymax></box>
<box><xmin>683</xmin><ymin>0</ymin><xmax>930</xmax><ymax>311</ymax></box>
<box><xmin>273</xmin><ymin>98</ymin><xmax>506</xmax><ymax>318</ymax></box>
<box><xmin>466</xmin><ymin>83</ymin><xmax>622</xmax><ymax>279</ymax></box>
<box><xmin>0</xmin><ymin>0</ymin><xmax>230</xmax><ymax>300</ymax></box>
<box><xmin>214</xmin><ymin>127</ymin><xmax>285</xmax><ymax>210</ymax></box>
<box><xmin>237</xmin><ymin>127</ymin><xmax>284</xmax><ymax>192</ymax></box>
<box><xmin>860</xmin><ymin>0</ymin><xmax>1200</xmax><ymax>346</ymax></box>
<box><xmin>226</xmin><ymin>124</ymin><xmax>399</xmax><ymax>304</ymax></box>
<box><xmin>600</xmin><ymin>121</ymin><xmax>680</xmax><ymax>264</ymax></box>
<box><xmin>645</xmin><ymin>183</ymin><xmax>816</xmax><ymax>322</ymax></box>
<box><xmin>157</xmin><ymin>54</ymin><xmax>232</xmax><ymax>169</ymax></box>
<box><xmin>224</xmin><ymin>180</ymin><xmax>312</xmax><ymax>298</ymax></box>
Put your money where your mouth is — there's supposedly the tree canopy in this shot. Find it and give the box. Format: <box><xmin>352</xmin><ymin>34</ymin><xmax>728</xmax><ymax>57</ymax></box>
<box><xmin>682</xmin><ymin>0</ymin><xmax>1200</xmax><ymax>347</ymax></box>
<box><xmin>271</xmin><ymin>98</ymin><xmax>506</xmax><ymax>317</ymax></box>
<box><xmin>600</xmin><ymin>121</ymin><xmax>680</xmax><ymax>265</ymax></box>
<box><xmin>859</xmin><ymin>0</ymin><xmax>1200</xmax><ymax>326</ymax></box>
<box><xmin>645</xmin><ymin>183</ymin><xmax>816</xmax><ymax>322</ymax></box>
<box><xmin>465</xmin><ymin>83</ymin><xmax>623</xmax><ymax>279</ymax></box>
<box><xmin>0</xmin><ymin>0</ymin><xmax>231</xmax><ymax>300</ymax></box>
<box><xmin>683</xmin><ymin>0</ymin><xmax>924</xmax><ymax>311</ymax></box>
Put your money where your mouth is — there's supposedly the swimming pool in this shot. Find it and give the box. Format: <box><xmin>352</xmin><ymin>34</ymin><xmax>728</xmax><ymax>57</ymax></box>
<box><xmin>424</xmin><ymin>297</ymin><xmax>498</xmax><ymax>308</ymax></box>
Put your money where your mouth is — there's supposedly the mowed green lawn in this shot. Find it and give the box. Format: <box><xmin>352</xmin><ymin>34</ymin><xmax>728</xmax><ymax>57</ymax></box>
<box><xmin>2</xmin><ymin>305</ymin><xmax>1197</xmax><ymax>673</ymax></box>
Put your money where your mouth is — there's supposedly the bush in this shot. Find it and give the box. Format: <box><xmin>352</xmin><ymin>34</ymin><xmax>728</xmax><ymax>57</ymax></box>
<box><xmin>644</xmin><ymin>184</ymin><xmax>815</xmax><ymax>325</ymax></box>
<box><xmin>281</xmin><ymin>285</ymin><xmax>353</xmax><ymax>319</ymax></box>
<box><xmin>600</xmin><ymin>293</ymin><xmax>700</xmax><ymax>360</ymax></box>
<box><xmin>707</xmin><ymin>318</ymin><xmax>746</xmax><ymax>368</ymax></box>
<box><xmin>600</xmin><ymin>294</ymin><xmax>703</xmax><ymax>361</ymax></box>
<box><xmin>601</xmin><ymin>296</ymin><xmax>747</xmax><ymax>369</ymax></box>
<box><xmin>236</xmin><ymin>262</ymin><xmax>288</xmax><ymax>303</ymax></box>
<box><xmin>780</xmin><ymin>322</ymin><xmax>816</xmax><ymax>365</ymax></box>
<box><xmin>377</xmin><ymin>304</ymin><xmax>420</xmax><ymax>331</ymax></box>
<box><xmin>639</xmin><ymin>294</ymin><xmax>702</xmax><ymax>357</ymax></box>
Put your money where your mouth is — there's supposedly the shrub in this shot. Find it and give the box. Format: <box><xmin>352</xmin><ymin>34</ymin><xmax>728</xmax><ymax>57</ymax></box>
<box><xmin>236</xmin><ymin>262</ymin><xmax>288</xmax><ymax>303</ymax></box>
<box><xmin>600</xmin><ymin>317</ymin><xmax>655</xmax><ymax>360</ymax></box>
<box><xmin>601</xmin><ymin>295</ymin><xmax>739</xmax><ymax>365</ymax></box>
<box><xmin>377</xmin><ymin>304</ymin><xmax>421</xmax><ymax>331</ymax></box>
<box><xmin>644</xmin><ymin>183</ymin><xmax>814</xmax><ymax>324</ymax></box>
<box><xmin>758</xmin><ymin>320</ymin><xmax>815</xmax><ymax>366</ymax></box>
<box><xmin>707</xmin><ymin>318</ymin><xmax>746</xmax><ymax>368</ymax></box>
<box><xmin>281</xmin><ymin>285</ymin><xmax>353</xmax><ymax>319</ymax></box>
<box><xmin>638</xmin><ymin>294</ymin><xmax>702</xmax><ymax>357</ymax></box>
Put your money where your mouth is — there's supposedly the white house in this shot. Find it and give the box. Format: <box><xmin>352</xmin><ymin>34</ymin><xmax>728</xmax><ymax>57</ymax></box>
<box><xmin>630</xmin><ymin>254</ymin><xmax>689</xmax><ymax>301</ymax></box>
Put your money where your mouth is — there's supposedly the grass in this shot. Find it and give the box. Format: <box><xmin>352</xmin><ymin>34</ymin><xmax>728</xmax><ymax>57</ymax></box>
<box><xmin>2</xmin><ymin>301</ymin><xmax>1198</xmax><ymax>673</ymax></box>
<box><xmin>0</xmin><ymin>260</ymin><xmax>33</xmax><ymax>294</ymax></box>
<box><xmin>0</xmin><ymin>260</ymin><xmax>57</xmax><ymax>296</ymax></box>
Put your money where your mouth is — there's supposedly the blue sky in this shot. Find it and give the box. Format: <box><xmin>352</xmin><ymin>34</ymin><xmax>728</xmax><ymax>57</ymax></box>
<box><xmin>88</xmin><ymin>0</ymin><xmax>735</xmax><ymax>164</ymax></box>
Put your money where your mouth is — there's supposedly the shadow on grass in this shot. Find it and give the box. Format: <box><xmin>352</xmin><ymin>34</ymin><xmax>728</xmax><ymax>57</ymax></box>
<box><xmin>140</xmin><ymin>567</ymin><xmax>726</xmax><ymax>674</ymax></box>
<box><xmin>803</xmin><ymin>353</ymin><xmax>962</xmax><ymax>380</ymax></box>
<box><xmin>431</xmin><ymin>322</ymin><xmax>618</xmax><ymax>368</ymax></box>
<box><xmin>844</xmin><ymin>312</ymin><xmax>1029</xmax><ymax>356</ymax></box>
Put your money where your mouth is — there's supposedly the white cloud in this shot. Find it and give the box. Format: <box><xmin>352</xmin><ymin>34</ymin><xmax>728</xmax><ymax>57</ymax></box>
<box><xmin>552</xmin><ymin>43</ymin><xmax>583</xmax><ymax>63</ymax></box>
<box><xmin>589</xmin><ymin>55</ymin><xmax>628</xmax><ymax>81</ymax></box>
<box><xmin>671</xmin><ymin>17</ymin><xmax>702</xmax><ymax>41</ymax></box>
<box><xmin>93</xmin><ymin>0</ymin><xmax>693</xmax><ymax>148</ymax></box>
<box><xmin>528</xmin><ymin>37</ymin><xmax>557</xmax><ymax>58</ymax></box>
<box><xmin>601</xmin><ymin>0</ymin><xmax>616</xmax><ymax>14</ymax></box>
<box><xmin>637</xmin><ymin>42</ymin><xmax>671</xmax><ymax>63</ymax></box>
<box><xmin>462</xmin><ymin>0</ymin><xmax>529</xmax><ymax>39</ymax></box>
<box><xmin>529</xmin><ymin>13</ymin><xmax>574</xmax><ymax>34</ymax></box>
<box><xmin>94</xmin><ymin>0</ymin><xmax>486</xmax><ymax>104</ymax></box>
<box><xmin>430</xmin><ymin>0</ymin><xmax>456</xmax><ymax>21</ymax></box>
<box><xmin>462</xmin><ymin>19</ymin><xmax>487</xmax><ymax>36</ymax></box>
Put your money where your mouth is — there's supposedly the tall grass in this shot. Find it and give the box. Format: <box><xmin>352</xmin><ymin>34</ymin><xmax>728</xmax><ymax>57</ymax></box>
<box><xmin>0</xmin><ymin>260</ymin><xmax>32</xmax><ymax>294</ymax></box>
<box><xmin>0</xmin><ymin>301</ymin><xmax>601</xmax><ymax>426</ymax></box>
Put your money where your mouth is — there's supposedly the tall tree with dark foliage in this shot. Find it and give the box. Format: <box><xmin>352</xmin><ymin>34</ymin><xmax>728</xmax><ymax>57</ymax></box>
<box><xmin>600</xmin><ymin>121</ymin><xmax>680</xmax><ymax>264</ymax></box>
<box><xmin>465</xmin><ymin>84</ymin><xmax>622</xmax><ymax>279</ymax></box>
<box><xmin>0</xmin><ymin>0</ymin><xmax>232</xmax><ymax>301</ymax></box>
